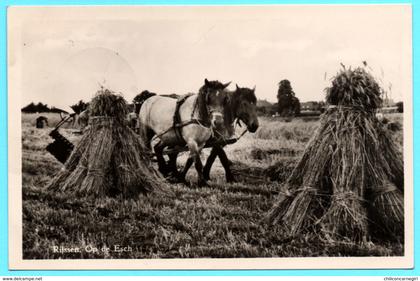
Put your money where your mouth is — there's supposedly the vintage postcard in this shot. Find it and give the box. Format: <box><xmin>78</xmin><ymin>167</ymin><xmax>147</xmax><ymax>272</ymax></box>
<box><xmin>8</xmin><ymin>4</ymin><xmax>413</xmax><ymax>270</ymax></box>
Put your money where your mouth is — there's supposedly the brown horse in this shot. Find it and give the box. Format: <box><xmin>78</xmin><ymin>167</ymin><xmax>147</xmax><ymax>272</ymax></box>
<box><xmin>167</xmin><ymin>84</ymin><xmax>259</xmax><ymax>183</ymax></box>
<box><xmin>138</xmin><ymin>79</ymin><xmax>230</xmax><ymax>186</ymax></box>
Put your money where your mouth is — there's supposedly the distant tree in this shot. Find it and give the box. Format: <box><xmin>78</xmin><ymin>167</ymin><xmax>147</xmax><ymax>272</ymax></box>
<box><xmin>22</xmin><ymin>102</ymin><xmax>68</xmax><ymax>114</ymax></box>
<box><xmin>35</xmin><ymin>102</ymin><xmax>50</xmax><ymax>112</ymax></box>
<box><xmin>291</xmin><ymin>96</ymin><xmax>301</xmax><ymax>116</ymax></box>
<box><xmin>256</xmin><ymin>100</ymin><xmax>276</xmax><ymax>116</ymax></box>
<box><xmin>269</xmin><ymin>103</ymin><xmax>279</xmax><ymax>116</ymax></box>
<box><xmin>22</xmin><ymin>102</ymin><xmax>50</xmax><ymax>113</ymax></box>
<box><xmin>256</xmin><ymin>106</ymin><xmax>267</xmax><ymax>116</ymax></box>
<box><xmin>21</xmin><ymin>102</ymin><xmax>36</xmax><ymax>113</ymax></box>
<box><xmin>396</xmin><ymin>101</ymin><xmax>403</xmax><ymax>113</ymax></box>
<box><xmin>70</xmin><ymin>100</ymin><xmax>89</xmax><ymax>114</ymax></box>
<box><xmin>277</xmin><ymin>80</ymin><xmax>301</xmax><ymax>117</ymax></box>
<box><xmin>318</xmin><ymin>101</ymin><xmax>327</xmax><ymax>113</ymax></box>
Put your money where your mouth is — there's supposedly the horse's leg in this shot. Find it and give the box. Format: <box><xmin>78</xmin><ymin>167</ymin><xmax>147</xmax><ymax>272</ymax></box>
<box><xmin>165</xmin><ymin>152</ymin><xmax>185</xmax><ymax>183</ymax></box>
<box><xmin>179</xmin><ymin>157</ymin><xmax>194</xmax><ymax>182</ymax></box>
<box><xmin>215</xmin><ymin>145</ymin><xmax>235</xmax><ymax>183</ymax></box>
<box><xmin>194</xmin><ymin>155</ymin><xmax>207</xmax><ymax>187</ymax></box>
<box><xmin>186</xmin><ymin>140</ymin><xmax>207</xmax><ymax>187</ymax></box>
<box><xmin>203</xmin><ymin>145</ymin><xmax>235</xmax><ymax>183</ymax></box>
<box><xmin>167</xmin><ymin>152</ymin><xmax>179</xmax><ymax>176</ymax></box>
<box><xmin>153</xmin><ymin>141</ymin><xmax>168</xmax><ymax>176</ymax></box>
<box><xmin>203</xmin><ymin>147</ymin><xmax>218</xmax><ymax>181</ymax></box>
<box><xmin>167</xmin><ymin>152</ymin><xmax>189</xmax><ymax>183</ymax></box>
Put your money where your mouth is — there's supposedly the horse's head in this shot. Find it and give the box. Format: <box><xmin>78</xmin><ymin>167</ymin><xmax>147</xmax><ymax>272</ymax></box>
<box><xmin>232</xmin><ymin>84</ymin><xmax>259</xmax><ymax>133</ymax></box>
<box><xmin>198</xmin><ymin>78</ymin><xmax>230</xmax><ymax>129</ymax></box>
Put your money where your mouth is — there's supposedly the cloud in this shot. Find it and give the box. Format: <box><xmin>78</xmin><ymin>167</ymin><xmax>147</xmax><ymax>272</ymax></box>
<box><xmin>17</xmin><ymin>5</ymin><xmax>411</xmax><ymax>108</ymax></box>
<box><xmin>238</xmin><ymin>39</ymin><xmax>313</xmax><ymax>58</ymax></box>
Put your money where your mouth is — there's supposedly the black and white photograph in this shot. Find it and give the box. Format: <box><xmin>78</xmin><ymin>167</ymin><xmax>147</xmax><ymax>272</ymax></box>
<box><xmin>8</xmin><ymin>4</ymin><xmax>413</xmax><ymax>269</ymax></box>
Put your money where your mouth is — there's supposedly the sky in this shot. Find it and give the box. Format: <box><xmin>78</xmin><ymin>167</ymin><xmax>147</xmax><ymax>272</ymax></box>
<box><xmin>11</xmin><ymin>5</ymin><xmax>412</xmax><ymax>111</ymax></box>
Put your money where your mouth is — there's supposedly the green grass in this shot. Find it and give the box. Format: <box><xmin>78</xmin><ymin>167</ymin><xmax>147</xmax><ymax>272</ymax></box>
<box><xmin>21</xmin><ymin>113</ymin><xmax>404</xmax><ymax>259</ymax></box>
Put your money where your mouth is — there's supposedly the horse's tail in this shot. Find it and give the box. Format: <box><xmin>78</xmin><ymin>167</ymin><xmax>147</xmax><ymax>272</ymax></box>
<box><xmin>134</xmin><ymin>91</ymin><xmax>157</xmax><ymax>114</ymax></box>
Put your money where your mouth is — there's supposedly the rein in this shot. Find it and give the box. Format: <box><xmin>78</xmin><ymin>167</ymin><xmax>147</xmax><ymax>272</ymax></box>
<box><xmin>232</xmin><ymin>120</ymin><xmax>248</xmax><ymax>142</ymax></box>
<box><xmin>235</xmin><ymin>128</ymin><xmax>248</xmax><ymax>141</ymax></box>
<box><xmin>211</xmin><ymin>114</ymin><xmax>248</xmax><ymax>146</ymax></box>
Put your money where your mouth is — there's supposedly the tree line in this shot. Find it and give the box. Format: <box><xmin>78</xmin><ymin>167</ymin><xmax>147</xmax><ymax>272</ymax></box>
<box><xmin>23</xmin><ymin>84</ymin><xmax>403</xmax><ymax>117</ymax></box>
<box><xmin>21</xmin><ymin>102</ymin><xmax>68</xmax><ymax>114</ymax></box>
<box><xmin>257</xmin><ymin>79</ymin><xmax>403</xmax><ymax>116</ymax></box>
<box><xmin>21</xmin><ymin>100</ymin><xmax>91</xmax><ymax>114</ymax></box>
<box><xmin>257</xmin><ymin>79</ymin><xmax>303</xmax><ymax>117</ymax></box>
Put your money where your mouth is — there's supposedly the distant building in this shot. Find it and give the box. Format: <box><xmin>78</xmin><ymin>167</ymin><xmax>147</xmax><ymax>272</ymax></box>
<box><xmin>382</xmin><ymin>98</ymin><xmax>395</xmax><ymax>107</ymax></box>
<box><xmin>301</xmin><ymin>101</ymin><xmax>324</xmax><ymax>111</ymax></box>
<box><xmin>36</xmin><ymin>116</ymin><xmax>48</xmax><ymax>128</ymax></box>
<box><xmin>378</xmin><ymin>106</ymin><xmax>399</xmax><ymax>114</ymax></box>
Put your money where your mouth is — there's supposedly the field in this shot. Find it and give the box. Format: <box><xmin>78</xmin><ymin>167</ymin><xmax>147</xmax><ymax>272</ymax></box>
<box><xmin>22</xmin><ymin>113</ymin><xmax>404</xmax><ymax>259</ymax></box>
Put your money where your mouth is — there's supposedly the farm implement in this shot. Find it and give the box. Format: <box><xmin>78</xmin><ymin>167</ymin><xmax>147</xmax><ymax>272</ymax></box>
<box><xmin>45</xmin><ymin>111</ymin><xmax>247</xmax><ymax>164</ymax></box>
<box><xmin>46</xmin><ymin>113</ymin><xmax>76</xmax><ymax>164</ymax></box>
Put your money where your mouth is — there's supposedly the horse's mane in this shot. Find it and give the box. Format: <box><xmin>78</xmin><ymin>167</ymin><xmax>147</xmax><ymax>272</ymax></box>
<box><xmin>196</xmin><ymin>80</ymin><xmax>227</xmax><ymax>124</ymax></box>
<box><xmin>161</xmin><ymin>93</ymin><xmax>180</xmax><ymax>99</ymax></box>
<box><xmin>134</xmin><ymin>90</ymin><xmax>157</xmax><ymax>114</ymax></box>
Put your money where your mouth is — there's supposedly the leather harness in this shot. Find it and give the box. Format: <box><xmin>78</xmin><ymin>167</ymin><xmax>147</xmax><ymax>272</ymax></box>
<box><xmin>153</xmin><ymin>93</ymin><xmax>211</xmax><ymax>143</ymax></box>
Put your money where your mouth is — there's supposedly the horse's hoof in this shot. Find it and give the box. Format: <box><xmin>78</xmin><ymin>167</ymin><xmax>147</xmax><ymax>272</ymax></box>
<box><xmin>159</xmin><ymin>170</ymin><xmax>169</xmax><ymax>177</ymax></box>
<box><xmin>197</xmin><ymin>180</ymin><xmax>209</xmax><ymax>187</ymax></box>
<box><xmin>178</xmin><ymin>178</ymin><xmax>188</xmax><ymax>185</ymax></box>
<box><xmin>168</xmin><ymin>176</ymin><xmax>187</xmax><ymax>185</ymax></box>
<box><xmin>226</xmin><ymin>176</ymin><xmax>236</xmax><ymax>183</ymax></box>
<box><xmin>166</xmin><ymin>175</ymin><xmax>180</xmax><ymax>183</ymax></box>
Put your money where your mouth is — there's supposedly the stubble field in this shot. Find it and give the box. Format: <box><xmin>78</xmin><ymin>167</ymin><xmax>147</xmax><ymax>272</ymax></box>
<box><xmin>21</xmin><ymin>113</ymin><xmax>404</xmax><ymax>259</ymax></box>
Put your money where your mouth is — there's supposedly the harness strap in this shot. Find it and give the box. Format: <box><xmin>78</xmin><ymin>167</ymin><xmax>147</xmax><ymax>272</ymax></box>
<box><xmin>174</xmin><ymin>119</ymin><xmax>206</xmax><ymax>128</ymax></box>
<box><xmin>153</xmin><ymin>94</ymin><xmax>211</xmax><ymax>142</ymax></box>
<box><xmin>174</xmin><ymin>93</ymin><xmax>194</xmax><ymax>124</ymax></box>
<box><xmin>174</xmin><ymin>93</ymin><xmax>195</xmax><ymax>143</ymax></box>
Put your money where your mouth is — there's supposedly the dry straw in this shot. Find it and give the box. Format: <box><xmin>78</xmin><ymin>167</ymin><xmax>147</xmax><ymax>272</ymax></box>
<box><xmin>267</xmin><ymin>66</ymin><xmax>404</xmax><ymax>242</ymax></box>
<box><xmin>48</xmin><ymin>88</ymin><xmax>166</xmax><ymax>198</ymax></box>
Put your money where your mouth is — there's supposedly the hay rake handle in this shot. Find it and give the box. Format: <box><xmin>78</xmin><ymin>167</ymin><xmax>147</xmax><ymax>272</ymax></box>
<box><xmin>55</xmin><ymin>112</ymin><xmax>76</xmax><ymax>129</ymax></box>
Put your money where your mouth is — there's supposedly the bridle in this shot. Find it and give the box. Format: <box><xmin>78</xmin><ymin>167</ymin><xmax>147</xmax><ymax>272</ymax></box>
<box><xmin>209</xmin><ymin>110</ymin><xmax>224</xmax><ymax>119</ymax></box>
<box><xmin>192</xmin><ymin>88</ymin><xmax>225</xmax><ymax>127</ymax></box>
<box><xmin>206</xmin><ymin>88</ymin><xmax>225</xmax><ymax>118</ymax></box>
